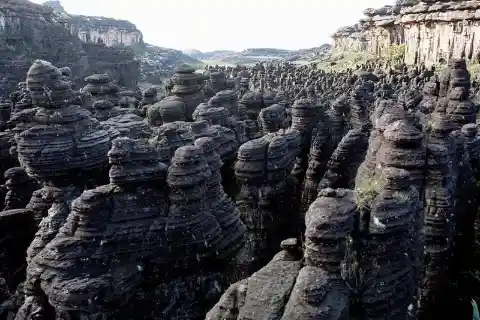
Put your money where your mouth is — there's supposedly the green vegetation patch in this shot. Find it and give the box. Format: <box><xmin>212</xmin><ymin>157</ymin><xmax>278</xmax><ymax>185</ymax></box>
<box><xmin>354</xmin><ymin>171</ymin><xmax>385</xmax><ymax>210</ymax></box>
<box><xmin>312</xmin><ymin>49</ymin><xmax>380</xmax><ymax>72</ymax></box>
<box><xmin>313</xmin><ymin>44</ymin><xmax>406</xmax><ymax>73</ymax></box>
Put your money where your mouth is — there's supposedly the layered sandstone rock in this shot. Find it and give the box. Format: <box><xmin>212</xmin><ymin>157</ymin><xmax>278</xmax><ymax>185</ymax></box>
<box><xmin>332</xmin><ymin>5</ymin><xmax>403</xmax><ymax>57</ymax></box>
<box><xmin>42</xmin><ymin>1</ymin><xmax>142</xmax><ymax>47</ymax></box>
<box><xmin>0</xmin><ymin>0</ymin><xmax>142</xmax><ymax>91</ymax></box>
<box><xmin>332</xmin><ymin>1</ymin><xmax>480</xmax><ymax>67</ymax></box>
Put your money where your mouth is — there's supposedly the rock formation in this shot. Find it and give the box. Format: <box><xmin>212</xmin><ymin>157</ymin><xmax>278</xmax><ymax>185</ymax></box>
<box><xmin>169</xmin><ymin>65</ymin><xmax>205</xmax><ymax>121</ymax></box>
<box><xmin>332</xmin><ymin>1</ymin><xmax>480</xmax><ymax>66</ymax></box>
<box><xmin>207</xmin><ymin>188</ymin><xmax>355</xmax><ymax>320</ymax></box>
<box><xmin>1</xmin><ymin>18</ymin><xmax>480</xmax><ymax>320</ymax></box>
<box><xmin>46</xmin><ymin>1</ymin><xmax>143</xmax><ymax>47</ymax></box>
<box><xmin>0</xmin><ymin>0</ymin><xmax>146</xmax><ymax>91</ymax></box>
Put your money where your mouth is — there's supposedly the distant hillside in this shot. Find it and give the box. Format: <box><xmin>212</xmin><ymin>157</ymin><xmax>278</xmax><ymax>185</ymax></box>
<box><xmin>184</xmin><ymin>45</ymin><xmax>331</xmax><ymax>65</ymax></box>
<box><xmin>183</xmin><ymin>50</ymin><xmax>237</xmax><ymax>61</ymax></box>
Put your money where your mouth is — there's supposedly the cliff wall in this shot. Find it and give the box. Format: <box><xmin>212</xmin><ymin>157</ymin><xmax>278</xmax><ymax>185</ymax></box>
<box><xmin>0</xmin><ymin>0</ymin><xmax>140</xmax><ymax>95</ymax></box>
<box><xmin>331</xmin><ymin>0</ymin><xmax>480</xmax><ymax>67</ymax></box>
<box><xmin>67</xmin><ymin>16</ymin><xmax>142</xmax><ymax>47</ymax></box>
<box><xmin>43</xmin><ymin>1</ymin><xmax>143</xmax><ymax>47</ymax></box>
<box><xmin>42</xmin><ymin>0</ymin><xmax>200</xmax><ymax>86</ymax></box>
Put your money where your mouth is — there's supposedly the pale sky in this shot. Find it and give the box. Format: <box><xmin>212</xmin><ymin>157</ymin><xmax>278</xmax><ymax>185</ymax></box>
<box><xmin>31</xmin><ymin>0</ymin><xmax>393</xmax><ymax>52</ymax></box>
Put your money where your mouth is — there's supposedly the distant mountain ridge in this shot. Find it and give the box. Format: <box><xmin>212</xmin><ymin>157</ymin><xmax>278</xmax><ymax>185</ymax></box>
<box><xmin>184</xmin><ymin>45</ymin><xmax>331</xmax><ymax>65</ymax></box>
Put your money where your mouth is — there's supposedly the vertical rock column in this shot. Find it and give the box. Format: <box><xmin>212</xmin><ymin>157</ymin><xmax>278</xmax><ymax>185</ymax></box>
<box><xmin>140</xmin><ymin>87</ymin><xmax>158</xmax><ymax>108</ymax></box>
<box><xmin>283</xmin><ymin>188</ymin><xmax>354</xmax><ymax>319</ymax></box>
<box><xmin>81</xmin><ymin>73</ymin><xmax>120</xmax><ymax>106</ymax></box>
<box><xmin>194</xmin><ymin>137</ymin><xmax>246</xmax><ymax>260</ymax></box>
<box><xmin>354</xmin><ymin>108</ymin><xmax>406</xmax><ymax>209</ymax></box>
<box><xmin>300</xmin><ymin>120</ymin><xmax>330</xmax><ymax>214</ymax></box>
<box><xmin>418</xmin><ymin>80</ymin><xmax>439</xmax><ymax>114</ymax></box>
<box><xmin>2</xmin><ymin>167</ymin><xmax>37</xmax><ymax>210</ymax></box>
<box><xmin>349</xmin><ymin>87</ymin><xmax>371</xmax><ymax>130</ymax></box>
<box><xmin>149</xmin><ymin>100</ymin><xmax>187</xmax><ymax>125</ymax></box>
<box><xmin>16</xmin><ymin>187</ymin><xmax>73</xmax><ymax>320</ymax></box>
<box><xmin>450</xmin><ymin>129</ymin><xmax>477</xmax><ymax>292</ymax></box>
<box><xmin>150</xmin><ymin>122</ymin><xmax>194</xmax><ymax>163</ymax></box>
<box><xmin>15</xmin><ymin>60</ymin><xmax>113</xmax><ymax>319</ymax></box>
<box><xmin>290</xmin><ymin>99</ymin><xmax>319</xmax><ymax>199</ymax></box>
<box><xmin>169</xmin><ymin>64</ymin><xmax>205</xmax><ymax>121</ymax></box>
<box><xmin>329</xmin><ymin>98</ymin><xmax>347</xmax><ymax>149</ymax></box>
<box><xmin>446</xmin><ymin>59</ymin><xmax>476</xmax><ymax>131</ymax></box>
<box><xmin>258</xmin><ymin>104</ymin><xmax>287</xmax><ymax>135</ymax></box>
<box><xmin>238</xmin><ymin>92</ymin><xmax>263</xmax><ymax>120</ymax></box>
<box><xmin>361</xmin><ymin>119</ymin><xmax>426</xmax><ymax>319</ymax></box>
<box><xmin>166</xmin><ymin>145</ymin><xmax>223</xmax><ymax>266</ymax></box>
<box><xmin>318</xmin><ymin>128</ymin><xmax>368</xmax><ymax>190</ymax></box>
<box><xmin>30</xmin><ymin>137</ymin><xmax>170</xmax><ymax>319</ymax></box>
<box><xmin>362</xmin><ymin>167</ymin><xmax>420</xmax><ymax>319</ymax></box>
<box><xmin>235</xmin><ymin>138</ymin><xmax>269</xmax><ymax>277</ymax></box>
<box><xmin>419</xmin><ymin>112</ymin><xmax>457</xmax><ymax>319</ymax></box>
<box><xmin>263</xmin><ymin>134</ymin><xmax>297</xmax><ymax>242</ymax></box>
<box><xmin>462</xmin><ymin>124</ymin><xmax>480</xmax><ymax>249</ymax></box>
<box><xmin>0</xmin><ymin>100</ymin><xmax>11</xmax><ymax>132</ymax></box>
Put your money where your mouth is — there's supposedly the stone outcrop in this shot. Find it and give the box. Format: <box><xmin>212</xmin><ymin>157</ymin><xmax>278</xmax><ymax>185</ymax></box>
<box><xmin>401</xmin><ymin>1</ymin><xmax>480</xmax><ymax>66</ymax></box>
<box><xmin>43</xmin><ymin>1</ymin><xmax>143</xmax><ymax>47</ymax></box>
<box><xmin>331</xmin><ymin>4</ymin><xmax>405</xmax><ymax>57</ymax></box>
<box><xmin>0</xmin><ymin>0</ymin><xmax>141</xmax><ymax>93</ymax></box>
<box><xmin>207</xmin><ymin>189</ymin><xmax>355</xmax><ymax>320</ymax></box>
<box><xmin>332</xmin><ymin>1</ymin><xmax>480</xmax><ymax>67</ymax></box>
<box><xmin>42</xmin><ymin>1</ymin><xmax>201</xmax><ymax>86</ymax></box>
<box><xmin>4</xmin><ymin>16</ymin><xmax>480</xmax><ymax>319</ymax></box>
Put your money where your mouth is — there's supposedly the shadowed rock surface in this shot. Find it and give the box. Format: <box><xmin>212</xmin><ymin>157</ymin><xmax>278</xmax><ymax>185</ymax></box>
<box><xmin>0</xmin><ymin>11</ymin><xmax>480</xmax><ymax>318</ymax></box>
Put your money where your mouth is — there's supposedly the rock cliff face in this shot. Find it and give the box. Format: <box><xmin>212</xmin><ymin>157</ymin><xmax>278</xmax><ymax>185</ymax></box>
<box><xmin>42</xmin><ymin>0</ymin><xmax>201</xmax><ymax>86</ymax></box>
<box><xmin>332</xmin><ymin>0</ymin><xmax>480</xmax><ymax>67</ymax></box>
<box><xmin>43</xmin><ymin>1</ymin><xmax>143</xmax><ymax>47</ymax></box>
<box><xmin>332</xmin><ymin>7</ymin><xmax>404</xmax><ymax>59</ymax></box>
<box><xmin>0</xmin><ymin>0</ymin><xmax>140</xmax><ymax>94</ymax></box>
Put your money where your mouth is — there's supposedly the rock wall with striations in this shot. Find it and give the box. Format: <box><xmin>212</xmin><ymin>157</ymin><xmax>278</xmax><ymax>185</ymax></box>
<box><xmin>332</xmin><ymin>5</ymin><xmax>405</xmax><ymax>58</ymax></box>
<box><xmin>43</xmin><ymin>1</ymin><xmax>143</xmax><ymax>47</ymax></box>
<box><xmin>42</xmin><ymin>0</ymin><xmax>201</xmax><ymax>86</ymax></box>
<box><xmin>332</xmin><ymin>0</ymin><xmax>480</xmax><ymax>67</ymax></box>
<box><xmin>0</xmin><ymin>0</ymin><xmax>140</xmax><ymax>94</ymax></box>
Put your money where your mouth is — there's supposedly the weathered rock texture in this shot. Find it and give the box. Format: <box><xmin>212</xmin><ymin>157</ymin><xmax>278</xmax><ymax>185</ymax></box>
<box><xmin>0</xmin><ymin>0</ymin><xmax>140</xmax><ymax>93</ymax></box>
<box><xmin>43</xmin><ymin>1</ymin><xmax>143</xmax><ymax>46</ymax></box>
<box><xmin>332</xmin><ymin>1</ymin><xmax>480</xmax><ymax>67</ymax></box>
<box><xmin>42</xmin><ymin>1</ymin><xmax>201</xmax><ymax>85</ymax></box>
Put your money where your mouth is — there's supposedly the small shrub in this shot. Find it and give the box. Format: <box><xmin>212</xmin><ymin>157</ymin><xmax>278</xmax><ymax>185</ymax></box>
<box><xmin>384</xmin><ymin>44</ymin><xmax>405</xmax><ymax>64</ymax></box>
<box><xmin>354</xmin><ymin>172</ymin><xmax>384</xmax><ymax>210</ymax></box>
<box><xmin>467</xmin><ymin>60</ymin><xmax>480</xmax><ymax>80</ymax></box>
